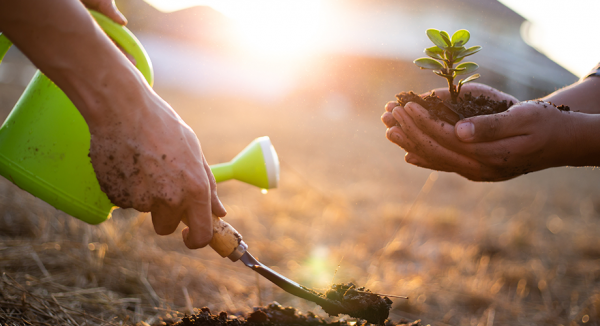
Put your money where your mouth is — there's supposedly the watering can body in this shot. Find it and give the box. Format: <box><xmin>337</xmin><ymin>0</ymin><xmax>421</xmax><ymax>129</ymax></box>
<box><xmin>0</xmin><ymin>11</ymin><xmax>279</xmax><ymax>225</ymax></box>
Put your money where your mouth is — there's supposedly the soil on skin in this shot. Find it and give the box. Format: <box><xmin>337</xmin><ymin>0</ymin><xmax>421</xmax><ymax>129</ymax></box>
<box><xmin>395</xmin><ymin>91</ymin><xmax>517</xmax><ymax>125</ymax></box>
<box><xmin>171</xmin><ymin>303</ymin><xmax>422</xmax><ymax>326</ymax></box>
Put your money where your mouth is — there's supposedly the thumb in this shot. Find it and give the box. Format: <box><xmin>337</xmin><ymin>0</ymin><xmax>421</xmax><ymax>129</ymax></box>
<box><xmin>455</xmin><ymin>109</ymin><xmax>526</xmax><ymax>143</ymax></box>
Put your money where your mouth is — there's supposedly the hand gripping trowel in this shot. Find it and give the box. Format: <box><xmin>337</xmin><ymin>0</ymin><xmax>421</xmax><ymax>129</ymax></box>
<box><xmin>204</xmin><ymin>137</ymin><xmax>347</xmax><ymax>316</ymax></box>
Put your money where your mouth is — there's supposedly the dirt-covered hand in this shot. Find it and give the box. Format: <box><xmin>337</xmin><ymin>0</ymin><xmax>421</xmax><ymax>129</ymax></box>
<box><xmin>381</xmin><ymin>83</ymin><xmax>517</xmax><ymax>130</ymax></box>
<box><xmin>88</xmin><ymin>81</ymin><xmax>227</xmax><ymax>248</ymax></box>
<box><xmin>387</xmin><ymin>99</ymin><xmax>581</xmax><ymax>181</ymax></box>
<box><xmin>421</xmin><ymin>83</ymin><xmax>519</xmax><ymax>104</ymax></box>
<box><xmin>80</xmin><ymin>0</ymin><xmax>127</xmax><ymax>25</ymax></box>
<box><xmin>1</xmin><ymin>0</ymin><xmax>227</xmax><ymax>249</ymax></box>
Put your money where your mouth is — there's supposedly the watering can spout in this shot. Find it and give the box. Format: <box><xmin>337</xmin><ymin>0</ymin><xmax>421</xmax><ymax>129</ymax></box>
<box><xmin>211</xmin><ymin>136</ymin><xmax>280</xmax><ymax>189</ymax></box>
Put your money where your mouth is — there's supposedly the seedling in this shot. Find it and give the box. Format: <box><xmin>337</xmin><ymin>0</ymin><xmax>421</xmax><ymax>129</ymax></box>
<box><xmin>413</xmin><ymin>29</ymin><xmax>482</xmax><ymax>104</ymax></box>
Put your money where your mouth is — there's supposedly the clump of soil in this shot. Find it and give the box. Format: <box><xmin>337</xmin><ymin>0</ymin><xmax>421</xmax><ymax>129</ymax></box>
<box><xmin>321</xmin><ymin>283</ymin><xmax>393</xmax><ymax>324</ymax></box>
<box><xmin>395</xmin><ymin>91</ymin><xmax>514</xmax><ymax>125</ymax></box>
<box><xmin>171</xmin><ymin>303</ymin><xmax>422</xmax><ymax>326</ymax></box>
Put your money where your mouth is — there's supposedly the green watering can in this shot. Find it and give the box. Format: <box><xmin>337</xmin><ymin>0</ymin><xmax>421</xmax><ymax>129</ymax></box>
<box><xmin>0</xmin><ymin>11</ymin><xmax>279</xmax><ymax>225</ymax></box>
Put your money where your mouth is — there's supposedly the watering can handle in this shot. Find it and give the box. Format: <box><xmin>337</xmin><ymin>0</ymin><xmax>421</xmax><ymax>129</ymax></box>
<box><xmin>0</xmin><ymin>10</ymin><xmax>153</xmax><ymax>86</ymax></box>
<box><xmin>0</xmin><ymin>33</ymin><xmax>11</xmax><ymax>64</ymax></box>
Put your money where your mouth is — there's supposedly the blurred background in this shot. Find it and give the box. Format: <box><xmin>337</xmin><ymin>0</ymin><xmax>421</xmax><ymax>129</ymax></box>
<box><xmin>1</xmin><ymin>0</ymin><xmax>600</xmax><ymax>325</ymax></box>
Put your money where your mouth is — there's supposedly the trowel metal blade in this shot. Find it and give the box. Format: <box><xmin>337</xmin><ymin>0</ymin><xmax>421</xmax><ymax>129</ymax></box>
<box><xmin>239</xmin><ymin>251</ymin><xmax>345</xmax><ymax>315</ymax></box>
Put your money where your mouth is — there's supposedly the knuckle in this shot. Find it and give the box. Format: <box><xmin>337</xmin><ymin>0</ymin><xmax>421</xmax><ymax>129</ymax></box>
<box><xmin>191</xmin><ymin>176</ymin><xmax>211</xmax><ymax>196</ymax></box>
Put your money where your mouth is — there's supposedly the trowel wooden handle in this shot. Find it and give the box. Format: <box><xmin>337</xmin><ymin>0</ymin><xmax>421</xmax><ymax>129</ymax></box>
<box><xmin>180</xmin><ymin>214</ymin><xmax>243</xmax><ymax>258</ymax></box>
<box><xmin>209</xmin><ymin>214</ymin><xmax>243</xmax><ymax>258</ymax></box>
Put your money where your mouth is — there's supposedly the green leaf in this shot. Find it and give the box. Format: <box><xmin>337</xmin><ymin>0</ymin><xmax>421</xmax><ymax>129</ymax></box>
<box><xmin>414</xmin><ymin>57</ymin><xmax>444</xmax><ymax>70</ymax></box>
<box><xmin>434</xmin><ymin>70</ymin><xmax>452</xmax><ymax>78</ymax></box>
<box><xmin>451</xmin><ymin>29</ymin><xmax>470</xmax><ymax>47</ymax></box>
<box><xmin>456</xmin><ymin>45</ymin><xmax>482</xmax><ymax>59</ymax></box>
<box><xmin>445</xmin><ymin>46</ymin><xmax>466</xmax><ymax>60</ymax></box>
<box><xmin>459</xmin><ymin>73</ymin><xmax>481</xmax><ymax>85</ymax></box>
<box><xmin>425</xmin><ymin>46</ymin><xmax>444</xmax><ymax>60</ymax></box>
<box><xmin>426</xmin><ymin>29</ymin><xmax>449</xmax><ymax>49</ymax></box>
<box><xmin>440</xmin><ymin>31</ymin><xmax>452</xmax><ymax>47</ymax></box>
<box><xmin>455</xmin><ymin>62</ymin><xmax>479</xmax><ymax>75</ymax></box>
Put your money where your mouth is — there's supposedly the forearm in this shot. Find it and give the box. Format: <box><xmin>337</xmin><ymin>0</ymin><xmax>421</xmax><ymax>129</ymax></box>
<box><xmin>542</xmin><ymin>77</ymin><xmax>600</xmax><ymax>114</ymax></box>
<box><xmin>559</xmin><ymin>111</ymin><xmax>600</xmax><ymax>167</ymax></box>
<box><xmin>0</xmin><ymin>0</ymin><xmax>144</xmax><ymax>126</ymax></box>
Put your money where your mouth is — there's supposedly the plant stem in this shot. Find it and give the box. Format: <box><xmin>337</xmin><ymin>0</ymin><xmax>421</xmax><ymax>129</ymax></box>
<box><xmin>445</xmin><ymin>55</ymin><xmax>458</xmax><ymax>103</ymax></box>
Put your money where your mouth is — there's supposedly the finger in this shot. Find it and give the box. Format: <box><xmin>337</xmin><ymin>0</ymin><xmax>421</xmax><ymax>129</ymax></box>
<box><xmin>391</xmin><ymin>106</ymin><xmax>490</xmax><ymax>175</ymax></box>
<box><xmin>421</xmin><ymin>88</ymin><xmax>450</xmax><ymax>100</ymax></box>
<box><xmin>452</xmin><ymin>103</ymin><xmax>536</xmax><ymax>142</ymax></box>
<box><xmin>401</xmin><ymin>101</ymin><xmax>461</xmax><ymax>148</ymax></box>
<box><xmin>84</xmin><ymin>0</ymin><xmax>127</xmax><ymax>25</ymax></box>
<box><xmin>459</xmin><ymin>83</ymin><xmax>519</xmax><ymax>102</ymax></box>
<box><xmin>181</xmin><ymin>202</ymin><xmax>213</xmax><ymax>249</ymax></box>
<box><xmin>386</xmin><ymin>126</ymin><xmax>418</xmax><ymax>152</ymax></box>
<box><xmin>151</xmin><ymin>203</ymin><xmax>184</xmax><ymax>236</ymax></box>
<box><xmin>404</xmin><ymin>152</ymin><xmax>511</xmax><ymax>181</ymax></box>
<box><xmin>385</xmin><ymin>101</ymin><xmax>399</xmax><ymax>112</ymax></box>
<box><xmin>203</xmin><ymin>155</ymin><xmax>227</xmax><ymax>217</ymax></box>
<box><xmin>381</xmin><ymin>112</ymin><xmax>398</xmax><ymax>128</ymax></box>
<box><xmin>181</xmin><ymin>181</ymin><xmax>214</xmax><ymax>249</ymax></box>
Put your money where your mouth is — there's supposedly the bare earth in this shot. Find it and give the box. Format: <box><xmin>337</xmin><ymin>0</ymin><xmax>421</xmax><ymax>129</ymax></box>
<box><xmin>1</xmin><ymin>80</ymin><xmax>600</xmax><ymax>325</ymax></box>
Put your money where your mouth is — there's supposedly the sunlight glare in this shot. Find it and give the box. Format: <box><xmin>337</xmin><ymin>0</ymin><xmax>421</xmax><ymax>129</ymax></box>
<box><xmin>498</xmin><ymin>0</ymin><xmax>600</xmax><ymax>77</ymax></box>
<box><xmin>303</xmin><ymin>245</ymin><xmax>333</xmax><ymax>288</ymax></box>
<box><xmin>214</xmin><ymin>0</ymin><xmax>326</xmax><ymax>58</ymax></box>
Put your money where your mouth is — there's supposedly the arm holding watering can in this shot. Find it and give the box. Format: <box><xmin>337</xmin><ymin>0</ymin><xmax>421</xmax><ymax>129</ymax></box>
<box><xmin>0</xmin><ymin>0</ymin><xmax>227</xmax><ymax>249</ymax></box>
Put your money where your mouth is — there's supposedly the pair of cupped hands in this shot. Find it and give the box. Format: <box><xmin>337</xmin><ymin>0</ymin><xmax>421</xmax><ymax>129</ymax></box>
<box><xmin>381</xmin><ymin>83</ymin><xmax>580</xmax><ymax>181</ymax></box>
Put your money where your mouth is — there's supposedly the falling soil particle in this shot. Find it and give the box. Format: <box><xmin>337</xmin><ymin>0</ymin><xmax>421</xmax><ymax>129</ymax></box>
<box><xmin>396</xmin><ymin>91</ymin><xmax>514</xmax><ymax>125</ymax></box>
<box><xmin>170</xmin><ymin>302</ymin><xmax>422</xmax><ymax>326</ymax></box>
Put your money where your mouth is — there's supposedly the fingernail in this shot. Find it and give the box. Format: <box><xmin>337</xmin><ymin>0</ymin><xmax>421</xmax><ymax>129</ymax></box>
<box><xmin>391</xmin><ymin>108</ymin><xmax>404</xmax><ymax>126</ymax></box>
<box><xmin>117</xmin><ymin>11</ymin><xmax>128</xmax><ymax>25</ymax></box>
<box><xmin>388</xmin><ymin>127</ymin><xmax>403</xmax><ymax>142</ymax></box>
<box><xmin>456</xmin><ymin>121</ymin><xmax>474</xmax><ymax>141</ymax></box>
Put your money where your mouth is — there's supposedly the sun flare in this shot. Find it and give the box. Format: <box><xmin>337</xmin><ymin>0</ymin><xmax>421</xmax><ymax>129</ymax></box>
<box><xmin>214</xmin><ymin>0</ymin><xmax>326</xmax><ymax>59</ymax></box>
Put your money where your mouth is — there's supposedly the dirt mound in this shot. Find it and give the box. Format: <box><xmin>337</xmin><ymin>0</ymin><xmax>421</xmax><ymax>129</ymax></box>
<box><xmin>396</xmin><ymin>91</ymin><xmax>514</xmax><ymax>124</ymax></box>
<box><xmin>322</xmin><ymin>283</ymin><xmax>392</xmax><ymax>324</ymax></box>
<box><xmin>171</xmin><ymin>303</ymin><xmax>422</xmax><ymax>326</ymax></box>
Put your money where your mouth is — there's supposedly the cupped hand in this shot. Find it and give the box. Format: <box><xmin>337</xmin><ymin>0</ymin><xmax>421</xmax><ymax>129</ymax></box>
<box><xmin>381</xmin><ymin>84</ymin><xmax>576</xmax><ymax>181</ymax></box>
<box><xmin>81</xmin><ymin>0</ymin><xmax>127</xmax><ymax>25</ymax></box>
<box><xmin>88</xmin><ymin>75</ymin><xmax>227</xmax><ymax>249</ymax></box>
<box><xmin>381</xmin><ymin>83</ymin><xmax>518</xmax><ymax>129</ymax></box>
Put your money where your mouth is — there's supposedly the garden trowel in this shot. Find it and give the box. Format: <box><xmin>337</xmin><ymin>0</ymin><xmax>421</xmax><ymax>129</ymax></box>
<box><xmin>207</xmin><ymin>214</ymin><xmax>347</xmax><ymax>316</ymax></box>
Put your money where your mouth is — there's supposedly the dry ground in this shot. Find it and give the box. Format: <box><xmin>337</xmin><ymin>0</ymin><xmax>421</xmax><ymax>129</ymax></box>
<box><xmin>2</xmin><ymin>62</ymin><xmax>600</xmax><ymax>325</ymax></box>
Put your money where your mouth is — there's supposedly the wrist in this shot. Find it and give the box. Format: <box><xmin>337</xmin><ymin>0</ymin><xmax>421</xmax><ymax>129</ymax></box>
<box><xmin>542</xmin><ymin>78</ymin><xmax>600</xmax><ymax>114</ymax></box>
<box><xmin>557</xmin><ymin>112</ymin><xmax>600</xmax><ymax>167</ymax></box>
<box><xmin>70</xmin><ymin>55</ymin><xmax>149</xmax><ymax>128</ymax></box>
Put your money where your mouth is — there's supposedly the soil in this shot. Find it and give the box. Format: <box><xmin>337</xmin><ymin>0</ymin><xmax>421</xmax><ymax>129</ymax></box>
<box><xmin>321</xmin><ymin>283</ymin><xmax>393</xmax><ymax>324</ymax></box>
<box><xmin>395</xmin><ymin>91</ymin><xmax>516</xmax><ymax>125</ymax></box>
<box><xmin>169</xmin><ymin>302</ymin><xmax>422</xmax><ymax>326</ymax></box>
